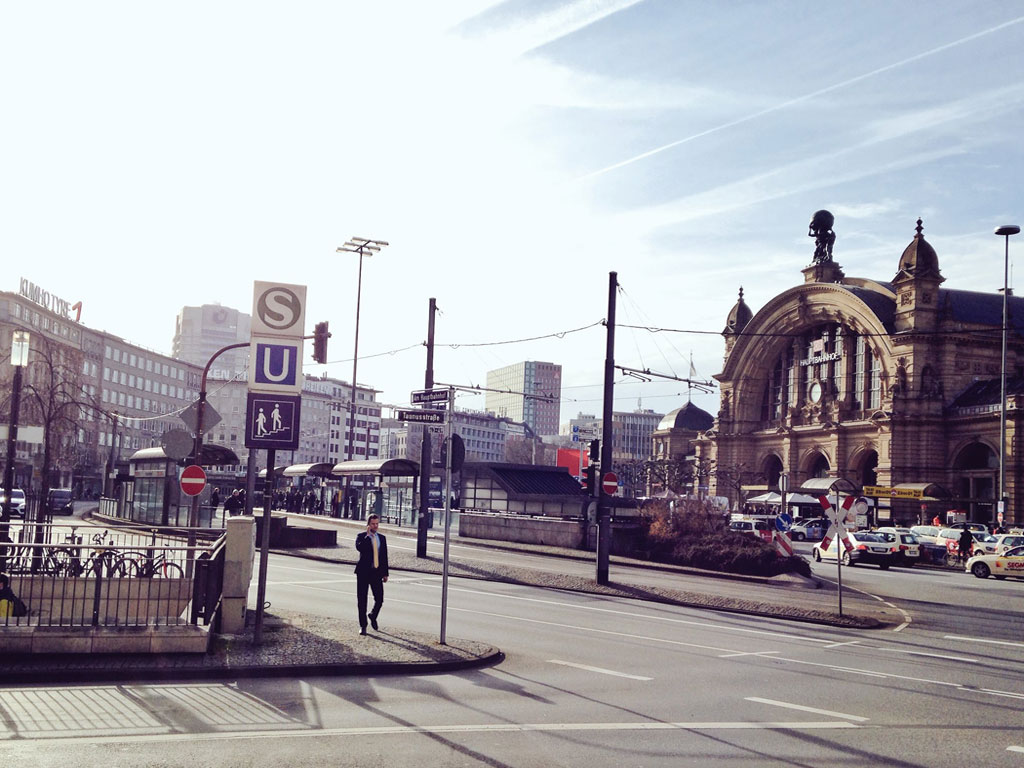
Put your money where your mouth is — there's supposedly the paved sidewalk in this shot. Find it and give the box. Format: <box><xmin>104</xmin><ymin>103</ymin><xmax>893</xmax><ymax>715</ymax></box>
<box><xmin>0</xmin><ymin>611</ymin><xmax>501</xmax><ymax>685</ymax></box>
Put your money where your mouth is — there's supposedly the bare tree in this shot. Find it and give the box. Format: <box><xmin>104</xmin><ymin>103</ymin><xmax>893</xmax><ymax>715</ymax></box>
<box><xmin>16</xmin><ymin>331</ymin><xmax>102</xmax><ymax>522</ymax></box>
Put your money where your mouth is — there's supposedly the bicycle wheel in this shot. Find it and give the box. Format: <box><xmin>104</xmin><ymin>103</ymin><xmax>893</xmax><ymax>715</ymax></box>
<box><xmin>157</xmin><ymin>561</ymin><xmax>184</xmax><ymax>578</ymax></box>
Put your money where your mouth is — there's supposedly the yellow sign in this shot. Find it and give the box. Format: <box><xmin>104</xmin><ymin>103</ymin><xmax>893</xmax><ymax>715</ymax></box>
<box><xmin>862</xmin><ymin>485</ymin><xmax>923</xmax><ymax>499</ymax></box>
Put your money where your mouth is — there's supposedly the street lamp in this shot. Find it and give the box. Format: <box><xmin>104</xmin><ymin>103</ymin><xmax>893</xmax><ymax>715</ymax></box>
<box><xmin>996</xmin><ymin>224</ymin><xmax>1020</xmax><ymax>525</ymax></box>
<box><xmin>2</xmin><ymin>330</ymin><xmax>30</xmax><ymax>557</ymax></box>
<box><xmin>336</xmin><ymin>236</ymin><xmax>388</xmax><ymax>519</ymax></box>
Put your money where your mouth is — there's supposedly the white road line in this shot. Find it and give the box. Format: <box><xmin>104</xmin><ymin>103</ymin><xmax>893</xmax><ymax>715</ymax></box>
<box><xmin>547</xmin><ymin>660</ymin><xmax>652</xmax><ymax>680</ymax></box>
<box><xmin>0</xmin><ymin>720</ymin><xmax>861</xmax><ymax>747</ymax></box>
<box><xmin>945</xmin><ymin>635</ymin><xmax>1024</xmax><ymax>649</ymax></box>
<box><xmin>1008</xmin><ymin>745</ymin><xmax>1024</xmax><ymax>753</ymax></box>
<box><xmin>875</xmin><ymin>648</ymin><xmax>979</xmax><ymax>663</ymax></box>
<box><xmin>718</xmin><ymin>651</ymin><xmax>779</xmax><ymax>659</ymax></box>
<box><xmin>745</xmin><ymin>697</ymin><xmax>869</xmax><ymax>722</ymax></box>
<box><xmin>823</xmin><ymin>641</ymin><xmax>860</xmax><ymax>649</ymax></box>
<box><xmin>814</xmin><ymin>575</ymin><xmax>913</xmax><ymax>631</ymax></box>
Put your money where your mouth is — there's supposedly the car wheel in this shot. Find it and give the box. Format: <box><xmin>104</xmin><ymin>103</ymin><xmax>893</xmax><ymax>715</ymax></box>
<box><xmin>841</xmin><ymin>552</ymin><xmax>852</xmax><ymax>566</ymax></box>
<box><xmin>812</xmin><ymin>548</ymin><xmax>821</xmax><ymax>562</ymax></box>
<box><xmin>792</xmin><ymin>532</ymin><xmax>804</xmax><ymax>541</ymax></box>
<box><xmin>971</xmin><ymin>562</ymin><xmax>991</xmax><ymax>579</ymax></box>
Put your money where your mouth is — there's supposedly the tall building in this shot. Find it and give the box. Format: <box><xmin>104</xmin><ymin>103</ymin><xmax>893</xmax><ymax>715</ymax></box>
<box><xmin>485</xmin><ymin>361</ymin><xmax>562</xmax><ymax>436</ymax></box>
<box><xmin>172</xmin><ymin>304</ymin><xmax>251</xmax><ymax>379</ymax></box>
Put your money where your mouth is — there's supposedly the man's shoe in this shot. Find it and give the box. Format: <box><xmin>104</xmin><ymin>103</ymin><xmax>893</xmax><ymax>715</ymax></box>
<box><xmin>359</xmin><ymin>626</ymin><xmax>367</xmax><ymax>636</ymax></box>
<box><xmin>370</xmin><ymin>616</ymin><xmax>379</xmax><ymax>631</ymax></box>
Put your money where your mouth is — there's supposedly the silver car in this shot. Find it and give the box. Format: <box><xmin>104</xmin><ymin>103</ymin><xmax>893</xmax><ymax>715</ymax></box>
<box><xmin>0</xmin><ymin>488</ymin><xmax>26</xmax><ymax>518</ymax></box>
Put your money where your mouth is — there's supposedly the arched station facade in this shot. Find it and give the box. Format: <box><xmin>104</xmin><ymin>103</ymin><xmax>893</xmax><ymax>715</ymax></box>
<box><xmin>701</xmin><ymin>216</ymin><xmax>1024</xmax><ymax>527</ymax></box>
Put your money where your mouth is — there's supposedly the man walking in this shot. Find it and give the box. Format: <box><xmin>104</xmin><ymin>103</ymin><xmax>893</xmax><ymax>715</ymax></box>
<box><xmin>354</xmin><ymin>514</ymin><xmax>389</xmax><ymax>635</ymax></box>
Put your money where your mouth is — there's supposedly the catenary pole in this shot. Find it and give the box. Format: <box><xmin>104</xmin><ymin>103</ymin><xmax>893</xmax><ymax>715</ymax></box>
<box><xmin>417</xmin><ymin>298</ymin><xmax>436</xmax><ymax>558</ymax></box>
<box><xmin>596</xmin><ymin>272</ymin><xmax>617</xmax><ymax>585</ymax></box>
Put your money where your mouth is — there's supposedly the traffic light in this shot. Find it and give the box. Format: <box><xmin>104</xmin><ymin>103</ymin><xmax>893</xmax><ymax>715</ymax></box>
<box><xmin>589</xmin><ymin>438</ymin><xmax>600</xmax><ymax>462</ymax></box>
<box><xmin>312</xmin><ymin>321</ymin><xmax>330</xmax><ymax>364</ymax></box>
<box><xmin>580</xmin><ymin>464</ymin><xmax>596</xmax><ymax>495</ymax></box>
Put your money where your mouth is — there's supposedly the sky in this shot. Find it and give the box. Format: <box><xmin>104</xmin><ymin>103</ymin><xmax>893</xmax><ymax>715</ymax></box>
<box><xmin>4</xmin><ymin>1</ymin><xmax>1024</xmax><ymax>426</ymax></box>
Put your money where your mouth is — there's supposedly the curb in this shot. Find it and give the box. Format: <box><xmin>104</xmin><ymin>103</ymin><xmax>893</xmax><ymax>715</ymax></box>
<box><xmin>0</xmin><ymin>648</ymin><xmax>506</xmax><ymax>685</ymax></box>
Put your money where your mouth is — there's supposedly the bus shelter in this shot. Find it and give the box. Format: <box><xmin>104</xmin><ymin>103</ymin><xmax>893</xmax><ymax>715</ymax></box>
<box><xmin>125</xmin><ymin>445</ymin><xmax>239</xmax><ymax>527</ymax></box>
<box><xmin>331</xmin><ymin>459</ymin><xmax>420</xmax><ymax>525</ymax></box>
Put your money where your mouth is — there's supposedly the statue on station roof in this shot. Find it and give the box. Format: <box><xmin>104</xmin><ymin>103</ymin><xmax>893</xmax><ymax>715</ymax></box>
<box><xmin>808</xmin><ymin>209</ymin><xmax>836</xmax><ymax>264</ymax></box>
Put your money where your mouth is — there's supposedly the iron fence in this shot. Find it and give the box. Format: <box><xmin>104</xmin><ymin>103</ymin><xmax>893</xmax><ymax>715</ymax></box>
<box><xmin>0</xmin><ymin>523</ymin><xmax>224</xmax><ymax>629</ymax></box>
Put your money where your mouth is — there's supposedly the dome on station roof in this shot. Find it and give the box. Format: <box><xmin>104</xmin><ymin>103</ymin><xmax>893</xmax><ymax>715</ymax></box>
<box><xmin>898</xmin><ymin>218</ymin><xmax>942</xmax><ymax>279</ymax></box>
<box><xmin>724</xmin><ymin>287</ymin><xmax>753</xmax><ymax>334</ymax></box>
<box><xmin>657</xmin><ymin>401</ymin><xmax>714</xmax><ymax>432</ymax></box>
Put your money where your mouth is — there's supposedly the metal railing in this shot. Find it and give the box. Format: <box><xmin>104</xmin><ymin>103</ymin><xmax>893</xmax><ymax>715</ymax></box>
<box><xmin>0</xmin><ymin>523</ymin><xmax>223</xmax><ymax>629</ymax></box>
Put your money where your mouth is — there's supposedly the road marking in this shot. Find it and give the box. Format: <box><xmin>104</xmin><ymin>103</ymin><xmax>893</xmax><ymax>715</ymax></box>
<box><xmin>0</xmin><ymin>720</ymin><xmax>861</xmax><ymax>747</ymax></box>
<box><xmin>1008</xmin><ymin>746</ymin><xmax>1024</xmax><ymax>753</ymax></box>
<box><xmin>814</xmin><ymin>575</ymin><xmax>913</xmax><ymax>631</ymax></box>
<box><xmin>823</xmin><ymin>640</ymin><xmax>860</xmax><ymax>649</ymax></box>
<box><xmin>718</xmin><ymin>651</ymin><xmax>779</xmax><ymax>659</ymax></box>
<box><xmin>547</xmin><ymin>660</ymin><xmax>652</xmax><ymax>680</ymax></box>
<box><xmin>745</xmin><ymin>697</ymin><xmax>869</xmax><ymax>722</ymax></box>
<box><xmin>875</xmin><ymin>648</ymin><xmax>979</xmax><ymax>663</ymax></box>
<box><xmin>945</xmin><ymin>635</ymin><xmax>1024</xmax><ymax>649</ymax></box>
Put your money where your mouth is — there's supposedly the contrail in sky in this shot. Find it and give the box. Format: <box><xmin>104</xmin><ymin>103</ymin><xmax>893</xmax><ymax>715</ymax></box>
<box><xmin>576</xmin><ymin>15</ymin><xmax>1024</xmax><ymax>182</ymax></box>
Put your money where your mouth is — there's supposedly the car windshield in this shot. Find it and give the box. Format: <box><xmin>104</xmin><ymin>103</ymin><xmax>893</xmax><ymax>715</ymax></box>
<box><xmin>1004</xmin><ymin>546</ymin><xmax>1024</xmax><ymax>557</ymax></box>
<box><xmin>972</xmin><ymin>533</ymin><xmax>996</xmax><ymax>542</ymax></box>
<box><xmin>900</xmin><ymin>534</ymin><xmax>918</xmax><ymax>544</ymax></box>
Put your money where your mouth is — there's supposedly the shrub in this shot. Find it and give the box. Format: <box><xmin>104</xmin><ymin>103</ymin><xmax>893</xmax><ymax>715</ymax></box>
<box><xmin>638</xmin><ymin>503</ymin><xmax>810</xmax><ymax>577</ymax></box>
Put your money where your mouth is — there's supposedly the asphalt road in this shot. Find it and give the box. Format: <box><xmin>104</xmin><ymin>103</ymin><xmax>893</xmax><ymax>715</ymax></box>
<box><xmin>3</xmin><ymin>550</ymin><xmax>1023</xmax><ymax>767</ymax></box>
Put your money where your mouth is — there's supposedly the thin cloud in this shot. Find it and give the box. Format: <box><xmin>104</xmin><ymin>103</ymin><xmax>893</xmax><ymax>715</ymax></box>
<box><xmin>575</xmin><ymin>14</ymin><xmax>1024</xmax><ymax>182</ymax></box>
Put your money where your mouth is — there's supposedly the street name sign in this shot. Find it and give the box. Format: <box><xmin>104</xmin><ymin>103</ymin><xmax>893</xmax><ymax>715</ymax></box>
<box><xmin>397</xmin><ymin>409</ymin><xmax>445</xmax><ymax>424</ymax></box>
<box><xmin>411</xmin><ymin>388</ymin><xmax>450</xmax><ymax>404</ymax></box>
<box><xmin>180</xmin><ymin>465</ymin><xmax>207</xmax><ymax>497</ymax></box>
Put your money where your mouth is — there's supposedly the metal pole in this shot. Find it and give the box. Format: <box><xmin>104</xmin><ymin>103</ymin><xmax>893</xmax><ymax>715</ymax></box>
<box><xmin>440</xmin><ymin>387</ymin><xmax>454</xmax><ymax>645</ymax></box>
<box><xmin>254</xmin><ymin>448</ymin><xmax>275</xmax><ymax>643</ymax></box>
<box><xmin>836</xmin><ymin>486</ymin><xmax>843</xmax><ymax>617</ymax></box>
<box><xmin>996</xmin><ymin>225</ymin><xmax>1020</xmax><ymax>523</ymax></box>
<box><xmin>596</xmin><ymin>272</ymin><xmax>617</xmax><ymax>585</ymax></box>
<box><xmin>417</xmin><ymin>298</ymin><xmax>436</xmax><ymax>557</ymax></box>
<box><xmin>1</xmin><ymin>363</ymin><xmax>24</xmax><ymax>569</ymax></box>
<box><xmin>346</xmin><ymin>247</ymin><xmax>364</xmax><ymax>520</ymax></box>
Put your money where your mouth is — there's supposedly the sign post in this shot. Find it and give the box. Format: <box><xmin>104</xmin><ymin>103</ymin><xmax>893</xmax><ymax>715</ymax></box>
<box><xmin>247</xmin><ymin>280</ymin><xmax>307</xmax><ymax>645</ymax></box>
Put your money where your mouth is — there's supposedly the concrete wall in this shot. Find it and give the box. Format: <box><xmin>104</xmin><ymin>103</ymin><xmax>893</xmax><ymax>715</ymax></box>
<box><xmin>458</xmin><ymin>513</ymin><xmax>585</xmax><ymax>549</ymax></box>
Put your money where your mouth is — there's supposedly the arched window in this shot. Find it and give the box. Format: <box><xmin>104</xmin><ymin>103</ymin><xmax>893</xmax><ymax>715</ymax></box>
<box><xmin>809</xmin><ymin>453</ymin><xmax>830</xmax><ymax>479</ymax></box>
<box><xmin>762</xmin><ymin>455</ymin><xmax>783</xmax><ymax>489</ymax></box>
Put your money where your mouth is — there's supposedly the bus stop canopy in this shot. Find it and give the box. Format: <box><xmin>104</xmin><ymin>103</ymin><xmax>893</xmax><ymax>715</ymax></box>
<box><xmin>128</xmin><ymin>445</ymin><xmax>240</xmax><ymax>466</ymax></box>
<box><xmin>282</xmin><ymin>462</ymin><xmax>335</xmax><ymax>477</ymax></box>
<box><xmin>331</xmin><ymin>459</ymin><xmax>419</xmax><ymax>477</ymax></box>
<box><xmin>797</xmin><ymin>477</ymin><xmax>859</xmax><ymax>494</ymax></box>
<box><xmin>257</xmin><ymin>466</ymin><xmax>291</xmax><ymax>479</ymax></box>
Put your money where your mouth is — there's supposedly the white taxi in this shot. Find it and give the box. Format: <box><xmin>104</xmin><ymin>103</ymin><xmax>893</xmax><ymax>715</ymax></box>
<box><xmin>965</xmin><ymin>545</ymin><xmax>1024</xmax><ymax>580</ymax></box>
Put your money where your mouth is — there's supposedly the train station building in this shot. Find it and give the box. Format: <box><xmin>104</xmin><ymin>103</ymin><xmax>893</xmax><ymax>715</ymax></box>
<box><xmin>701</xmin><ymin>215</ymin><xmax>1024</xmax><ymax>527</ymax></box>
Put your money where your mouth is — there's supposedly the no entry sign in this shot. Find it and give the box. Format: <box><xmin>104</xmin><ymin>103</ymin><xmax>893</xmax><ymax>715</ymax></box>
<box><xmin>602</xmin><ymin>472</ymin><xmax>618</xmax><ymax>495</ymax></box>
<box><xmin>180</xmin><ymin>464</ymin><xmax>208</xmax><ymax>497</ymax></box>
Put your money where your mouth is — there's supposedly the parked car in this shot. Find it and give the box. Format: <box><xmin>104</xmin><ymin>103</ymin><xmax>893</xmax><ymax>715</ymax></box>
<box><xmin>878</xmin><ymin>530</ymin><xmax>921</xmax><ymax>566</ymax></box>
<box><xmin>789</xmin><ymin>518</ymin><xmax>827</xmax><ymax>541</ymax></box>
<box><xmin>728</xmin><ymin>519</ymin><xmax>772</xmax><ymax>542</ymax></box>
<box><xmin>993</xmin><ymin>534</ymin><xmax>1024</xmax><ymax>554</ymax></box>
<box><xmin>46</xmin><ymin>488</ymin><xmax>74</xmax><ymax>515</ymax></box>
<box><xmin>934</xmin><ymin>528</ymin><xmax>963</xmax><ymax>550</ymax></box>
<box><xmin>812</xmin><ymin>531</ymin><xmax>898</xmax><ymax>569</ymax></box>
<box><xmin>0</xmin><ymin>488</ymin><xmax>26</xmax><ymax>518</ymax></box>
<box><xmin>909</xmin><ymin>525</ymin><xmax>940</xmax><ymax>544</ymax></box>
<box><xmin>969</xmin><ymin>531</ymin><xmax>1000</xmax><ymax>556</ymax></box>
<box><xmin>948</xmin><ymin>522</ymin><xmax>989</xmax><ymax>533</ymax></box>
<box><xmin>965</xmin><ymin>545</ymin><xmax>1024</xmax><ymax>580</ymax></box>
